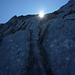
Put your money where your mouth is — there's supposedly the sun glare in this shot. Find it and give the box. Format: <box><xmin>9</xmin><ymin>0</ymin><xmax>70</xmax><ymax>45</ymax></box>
<box><xmin>39</xmin><ymin>11</ymin><xmax>44</xmax><ymax>18</ymax></box>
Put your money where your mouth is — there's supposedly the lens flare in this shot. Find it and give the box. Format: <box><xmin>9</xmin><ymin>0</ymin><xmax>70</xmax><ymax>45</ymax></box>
<box><xmin>39</xmin><ymin>11</ymin><xmax>44</xmax><ymax>18</ymax></box>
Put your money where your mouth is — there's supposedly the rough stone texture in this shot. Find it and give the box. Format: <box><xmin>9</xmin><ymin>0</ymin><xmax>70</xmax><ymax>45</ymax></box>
<box><xmin>0</xmin><ymin>0</ymin><xmax>75</xmax><ymax>75</ymax></box>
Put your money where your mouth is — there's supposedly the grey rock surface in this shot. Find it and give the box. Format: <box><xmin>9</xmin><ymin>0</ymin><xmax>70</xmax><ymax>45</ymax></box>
<box><xmin>0</xmin><ymin>0</ymin><xmax>75</xmax><ymax>75</ymax></box>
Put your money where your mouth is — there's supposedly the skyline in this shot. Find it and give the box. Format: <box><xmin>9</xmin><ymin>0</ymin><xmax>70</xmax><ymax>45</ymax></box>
<box><xmin>0</xmin><ymin>0</ymin><xmax>69</xmax><ymax>23</ymax></box>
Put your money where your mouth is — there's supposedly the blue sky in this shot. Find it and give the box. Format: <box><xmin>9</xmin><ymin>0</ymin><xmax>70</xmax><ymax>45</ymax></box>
<box><xmin>0</xmin><ymin>0</ymin><xmax>69</xmax><ymax>23</ymax></box>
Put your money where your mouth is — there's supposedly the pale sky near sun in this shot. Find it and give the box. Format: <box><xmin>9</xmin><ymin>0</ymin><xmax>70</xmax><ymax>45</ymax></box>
<box><xmin>0</xmin><ymin>0</ymin><xmax>69</xmax><ymax>23</ymax></box>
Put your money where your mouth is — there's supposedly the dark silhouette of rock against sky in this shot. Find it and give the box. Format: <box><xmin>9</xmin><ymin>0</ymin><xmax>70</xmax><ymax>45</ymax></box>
<box><xmin>0</xmin><ymin>0</ymin><xmax>69</xmax><ymax>23</ymax></box>
<box><xmin>0</xmin><ymin>0</ymin><xmax>75</xmax><ymax>75</ymax></box>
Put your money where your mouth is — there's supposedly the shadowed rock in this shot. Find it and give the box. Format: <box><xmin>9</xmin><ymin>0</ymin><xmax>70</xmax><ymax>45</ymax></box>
<box><xmin>0</xmin><ymin>0</ymin><xmax>75</xmax><ymax>75</ymax></box>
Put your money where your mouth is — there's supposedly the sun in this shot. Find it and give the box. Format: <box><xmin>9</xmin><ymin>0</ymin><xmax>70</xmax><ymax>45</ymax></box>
<box><xmin>39</xmin><ymin>11</ymin><xmax>44</xmax><ymax>18</ymax></box>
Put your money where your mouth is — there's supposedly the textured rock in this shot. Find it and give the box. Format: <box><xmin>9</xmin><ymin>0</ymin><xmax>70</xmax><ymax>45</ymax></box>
<box><xmin>0</xmin><ymin>0</ymin><xmax>75</xmax><ymax>75</ymax></box>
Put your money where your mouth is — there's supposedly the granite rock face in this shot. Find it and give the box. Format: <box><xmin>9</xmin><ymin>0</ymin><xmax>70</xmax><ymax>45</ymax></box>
<box><xmin>0</xmin><ymin>0</ymin><xmax>75</xmax><ymax>75</ymax></box>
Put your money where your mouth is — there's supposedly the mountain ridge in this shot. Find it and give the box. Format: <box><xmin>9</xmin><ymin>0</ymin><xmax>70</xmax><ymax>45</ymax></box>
<box><xmin>0</xmin><ymin>0</ymin><xmax>75</xmax><ymax>75</ymax></box>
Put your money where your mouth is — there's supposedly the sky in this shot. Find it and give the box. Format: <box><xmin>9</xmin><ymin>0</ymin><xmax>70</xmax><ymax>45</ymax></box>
<box><xmin>0</xmin><ymin>0</ymin><xmax>69</xmax><ymax>23</ymax></box>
